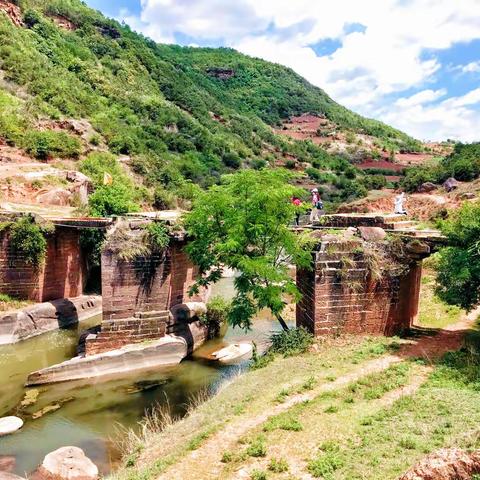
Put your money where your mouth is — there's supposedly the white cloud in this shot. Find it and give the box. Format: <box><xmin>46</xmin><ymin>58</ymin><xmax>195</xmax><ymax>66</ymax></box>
<box><xmin>395</xmin><ymin>89</ymin><xmax>447</xmax><ymax>108</ymax></box>
<box><xmin>381</xmin><ymin>88</ymin><xmax>480</xmax><ymax>141</ymax></box>
<box><xmin>120</xmin><ymin>0</ymin><xmax>480</xmax><ymax>141</ymax></box>
<box><xmin>461</xmin><ymin>61</ymin><xmax>480</xmax><ymax>73</ymax></box>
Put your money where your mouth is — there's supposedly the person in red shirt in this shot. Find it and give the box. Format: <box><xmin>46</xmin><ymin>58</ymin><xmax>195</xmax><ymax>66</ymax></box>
<box><xmin>291</xmin><ymin>196</ymin><xmax>302</xmax><ymax>225</ymax></box>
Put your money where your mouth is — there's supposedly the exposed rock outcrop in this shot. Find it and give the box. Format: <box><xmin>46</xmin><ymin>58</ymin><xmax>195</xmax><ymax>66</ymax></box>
<box><xmin>206</xmin><ymin>67</ymin><xmax>235</xmax><ymax>79</ymax></box>
<box><xmin>417</xmin><ymin>182</ymin><xmax>437</xmax><ymax>193</ymax></box>
<box><xmin>38</xmin><ymin>447</ymin><xmax>98</xmax><ymax>480</ymax></box>
<box><xmin>0</xmin><ymin>295</ymin><xmax>102</xmax><ymax>345</ymax></box>
<box><xmin>36</xmin><ymin>188</ymin><xmax>72</xmax><ymax>206</ymax></box>
<box><xmin>398</xmin><ymin>448</ymin><xmax>480</xmax><ymax>480</ymax></box>
<box><xmin>443</xmin><ymin>177</ymin><xmax>460</xmax><ymax>192</ymax></box>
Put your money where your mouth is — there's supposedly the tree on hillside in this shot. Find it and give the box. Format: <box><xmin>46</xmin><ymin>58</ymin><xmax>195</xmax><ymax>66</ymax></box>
<box><xmin>185</xmin><ymin>169</ymin><xmax>312</xmax><ymax>331</ymax></box>
<box><xmin>435</xmin><ymin>200</ymin><xmax>480</xmax><ymax>310</ymax></box>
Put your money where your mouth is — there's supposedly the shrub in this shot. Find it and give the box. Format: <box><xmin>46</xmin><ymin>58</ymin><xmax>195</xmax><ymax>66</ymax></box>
<box><xmin>153</xmin><ymin>187</ymin><xmax>177</xmax><ymax>210</ymax></box>
<box><xmin>268</xmin><ymin>457</ymin><xmax>289</xmax><ymax>473</ymax></box>
<box><xmin>269</xmin><ymin>327</ymin><xmax>313</xmax><ymax>357</ymax></box>
<box><xmin>251</xmin><ymin>158</ymin><xmax>267</xmax><ymax>170</ymax></box>
<box><xmin>23</xmin><ymin>130</ymin><xmax>81</xmax><ymax>160</ymax></box>
<box><xmin>250</xmin><ymin>470</ymin><xmax>267</xmax><ymax>480</ymax></box>
<box><xmin>146</xmin><ymin>222</ymin><xmax>170</xmax><ymax>251</ymax></box>
<box><xmin>305</xmin><ymin>166</ymin><xmax>322</xmax><ymax>181</ymax></box>
<box><xmin>201</xmin><ymin>296</ymin><xmax>231</xmax><ymax>338</ymax></box>
<box><xmin>435</xmin><ymin>200</ymin><xmax>480</xmax><ymax>309</ymax></box>
<box><xmin>9</xmin><ymin>216</ymin><xmax>53</xmax><ymax>268</ymax></box>
<box><xmin>307</xmin><ymin>447</ymin><xmax>344</xmax><ymax>478</ymax></box>
<box><xmin>284</xmin><ymin>159</ymin><xmax>296</xmax><ymax>169</ymax></box>
<box><xmin>307</xmin><ymin>454</ymin><xmax>343</xmax><ymax>478</ymax></box>
<box><xmin>88</xmin><ymin>184</ymin><xmax>140</xmax><ymax>217</ymax></box>
<box><xmin>263</xmin><ymin>413</ymin><xmax>303</xmax><ymax>432</ymax></box>
<box><xmin>246</xmin><ymin>437</ymin><xmax>267</xmax><ymax>457</ymax></box>
<box><xmin>360</xmin><ymin>174</ymin><xmax>387</xmax><ymax>190</ymax></box>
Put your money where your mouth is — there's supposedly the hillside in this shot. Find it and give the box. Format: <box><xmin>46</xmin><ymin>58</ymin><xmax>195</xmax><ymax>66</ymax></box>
<box><xmin>0</xmin><ymin>0</ymin><xmax>423</xmax><ymax>213</ymax></box>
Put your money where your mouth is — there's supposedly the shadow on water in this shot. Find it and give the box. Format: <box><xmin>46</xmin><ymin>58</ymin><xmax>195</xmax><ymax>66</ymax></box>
<box><xmin>0</xmin><ymin>277</ymin><xmax>290</xmax><ymax>477</ymax></box>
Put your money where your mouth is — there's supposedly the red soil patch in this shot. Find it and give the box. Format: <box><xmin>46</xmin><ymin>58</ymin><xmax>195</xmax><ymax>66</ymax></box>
<box><xmin>0</xmin><ymin>0</ymin><xmax>23</xmax><ymax>26</ymax></box>
<box><xmin>357</xmin><ymin>160</ymin><xmax>405</xmax><ymax>172</ymax></box>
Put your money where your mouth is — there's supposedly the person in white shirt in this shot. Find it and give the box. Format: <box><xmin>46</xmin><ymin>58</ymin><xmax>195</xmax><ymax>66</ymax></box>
<box><xmin>394</xmin><ymin>192</ymin><xmax>407</xmax><ymax>215</ymax></box>
<box><xmin>310</xmin><ymin>188</ymin><xmax>322</xmax><ymax>223</ymax></box>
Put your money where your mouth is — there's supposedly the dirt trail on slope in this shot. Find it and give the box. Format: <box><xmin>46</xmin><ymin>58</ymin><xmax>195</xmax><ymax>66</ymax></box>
<box><xmin>156</xmin><ymin>313</ymin><xmax>478</xmax><ymax>480</ymax></box>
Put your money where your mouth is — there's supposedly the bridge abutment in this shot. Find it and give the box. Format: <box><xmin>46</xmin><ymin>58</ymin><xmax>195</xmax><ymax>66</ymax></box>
<box><xmin>297</xmin><ymin>230</ymin><xmax>429</xmax><ymax>337</ymax></box>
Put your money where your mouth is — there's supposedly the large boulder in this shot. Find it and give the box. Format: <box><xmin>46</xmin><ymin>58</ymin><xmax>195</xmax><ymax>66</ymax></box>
<box><xmin>65</xmin><ymin>171</ymin><xmax>90</xmax><ymax>184</ymax></box>
<box><xmin>36</xmin><ymin>188</ymin><xmax>72</xmax><ymax>206</ymax></box>
<box><xmin>358</xmin><ymin>226</ymin><xmax>387</xmax><ymax>242</ymax></box>
<box><xmin>398</xmin><ymin>448</ymin><xmax>480</xmax><ymax>480</ymax></box>
<box><xmin>0</xmin><ymin>416</ymin><xmax>23</xmax><ymax>436</ymax></box>
<box><xmin>38</xmin><ymin>447</ymin><xmax>98</xmax><ymax>480</ymax></box>
<box><xmin>443</xmin><ymin>177</ymin><xmax>460</xmax><ymax>192</ymax></box>
<box><xmin>417</xmin><ymin>182</ymin><xmax>437</xmax><ymax>193</ymax></box>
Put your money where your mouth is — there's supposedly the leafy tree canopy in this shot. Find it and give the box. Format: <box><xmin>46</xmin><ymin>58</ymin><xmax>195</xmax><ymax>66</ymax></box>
<box><xmin>185</xmin><ymin>169</ymin><xmax>313</xmax><ymax>331</ymax></box>
<box><xmin>436</xmin><ymin>200</ymin><xmax>480</xmax><ymax>310</ymax></box>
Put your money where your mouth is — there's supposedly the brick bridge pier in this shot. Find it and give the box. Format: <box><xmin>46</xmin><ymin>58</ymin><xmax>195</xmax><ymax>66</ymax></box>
<box><xmin>296</xmin><ymin>214</ymin><xmax>444</xmax><ymax>337</ymax></box>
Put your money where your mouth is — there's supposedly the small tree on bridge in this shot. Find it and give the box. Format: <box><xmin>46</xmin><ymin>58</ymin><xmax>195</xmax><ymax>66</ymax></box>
<box><xmin>185</xmin><ymin>169</ymin><xmax>312</xmax><ymax>331</ymax></box>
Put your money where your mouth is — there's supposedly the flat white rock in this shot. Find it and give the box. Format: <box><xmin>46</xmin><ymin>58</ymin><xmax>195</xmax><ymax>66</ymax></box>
<box><xmin>212</xmin><ymin>343</ymin><xmax>253</xmax><ymax>364</ymax></box>
<box><xmin>40</xmin><ymin>446</ymin><xmax>98</xmax><ymax>480</ymax></box>
<box><xmin>0</xmin><ymin>417</ymin><xmax>23</xmax><ymax>436</ymax></box>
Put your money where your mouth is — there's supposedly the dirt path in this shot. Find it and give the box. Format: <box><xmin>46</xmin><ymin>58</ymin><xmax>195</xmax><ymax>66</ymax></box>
<box><xmin>156</xmin><ymin>315</ymin><xmax>478</xmax><ymax>480</ymax></box>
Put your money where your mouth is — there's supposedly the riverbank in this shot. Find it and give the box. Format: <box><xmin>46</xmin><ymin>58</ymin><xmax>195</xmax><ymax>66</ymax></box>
<box><xmin>112</xmin><ymin>316</ymin><xmax>480</xmax><ymax>480</ymax></box>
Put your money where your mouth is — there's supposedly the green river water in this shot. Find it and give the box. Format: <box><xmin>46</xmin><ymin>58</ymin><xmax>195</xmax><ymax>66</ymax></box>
<box><xmin>0</xmin><ymin>279</ymin><xmax>289</xmax><ymax>477</ymax></box>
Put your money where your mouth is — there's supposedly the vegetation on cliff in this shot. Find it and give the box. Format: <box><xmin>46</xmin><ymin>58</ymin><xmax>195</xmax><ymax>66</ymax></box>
<box><xmin>401</xmin><ymin>143</ymin><xmax>480</xmax><ymax>192</ymax></box>
<box><xmin>0</xmin><ymin>0</ymin><xmax>421</xmax><ymax>209</ymax></box>
<box><xmin>435</xmin><ymin>200</ymin><xmax>480</xmax><ymax>310</ymax></box>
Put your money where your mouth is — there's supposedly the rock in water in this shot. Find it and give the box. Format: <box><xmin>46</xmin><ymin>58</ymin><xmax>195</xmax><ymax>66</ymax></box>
<box><xmin>212</xmin><ymin>343</ymin><xmax>253</xmax><ymax>364</ymax></box>
<box><xmin>0</xmin><ymin>416</ymin><xmax>23</xmax><ymax>436</ymax></box>
<box><xmin>38</xmin><ymin>447</ymin><xmax>98</xmax><ymax>480</ymax></box>
<box><xmin>398</xmin><ymin>448</ymin><xmax>480</xmax><ymax>480</ymax></box>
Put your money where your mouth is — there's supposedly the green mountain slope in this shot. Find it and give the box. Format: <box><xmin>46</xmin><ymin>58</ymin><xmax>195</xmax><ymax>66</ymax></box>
<box><xmin>0</xmin><ymin>0</ymin><xmax>421</xmax><ymax>209</ymax></box>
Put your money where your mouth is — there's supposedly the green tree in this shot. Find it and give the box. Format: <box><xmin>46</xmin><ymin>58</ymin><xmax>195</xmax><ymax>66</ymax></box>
<box><xmin>185</xmin><ymin>169</ymin><xmax>312</xmax><ymax>331</ymax></box>
<box><xmin>435</xmin><ymin>201</ymin><xmax>480</xmax><ymax>309</ymax></box>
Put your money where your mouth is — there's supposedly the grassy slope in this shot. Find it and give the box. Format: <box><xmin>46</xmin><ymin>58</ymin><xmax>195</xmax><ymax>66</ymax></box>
<box><xmin>111</xmin><ymin>285</ymin><xmax>478</xmax><ymax>480</ymax></box>
<box><xmin>417</xmin><ymin>269</ymin><xmax>464</xmax><ymax>329</ymax></box>
<box><xmin>0</xmin><ymin>0</ymin><xmax>420</xmax><ymax>208</ymax></box>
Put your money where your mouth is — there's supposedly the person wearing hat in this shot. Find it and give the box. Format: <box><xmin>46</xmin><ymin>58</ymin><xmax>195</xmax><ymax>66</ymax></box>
<box><xmin>310</xmin><ymin>188</ymin><xmax>323</xmax><ymax>223</ymax></box>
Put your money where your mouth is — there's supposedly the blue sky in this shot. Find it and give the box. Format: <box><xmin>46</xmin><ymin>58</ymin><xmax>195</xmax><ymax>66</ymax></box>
<box><xmin>85</xmin><ymin>0</ymin><xmax>480</xmax><ymax>142</ymax></box>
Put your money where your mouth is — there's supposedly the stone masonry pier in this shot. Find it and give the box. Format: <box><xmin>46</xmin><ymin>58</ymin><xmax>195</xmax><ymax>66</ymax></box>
<box><xmin>297</xmin><ymin>214</ymin><xmax>444</xmax><ymax>337</ymax></box>
<box><xmin>85</xmin><ymin>218</ymin><xmax>208</xmax><ymax>356</ymax></box>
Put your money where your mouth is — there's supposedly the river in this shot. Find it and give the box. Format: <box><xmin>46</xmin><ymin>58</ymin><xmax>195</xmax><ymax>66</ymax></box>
<box><xmin>0</xmin><ymin>278</ymin><xmax>291</xmax><ymax>477</ymax></box>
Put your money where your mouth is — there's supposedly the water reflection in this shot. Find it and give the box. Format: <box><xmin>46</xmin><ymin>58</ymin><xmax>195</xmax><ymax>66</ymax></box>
<box><xmin>0</xmin><ymin>277</ymin><xmax>289</xmax><ymax>476</ymax></box>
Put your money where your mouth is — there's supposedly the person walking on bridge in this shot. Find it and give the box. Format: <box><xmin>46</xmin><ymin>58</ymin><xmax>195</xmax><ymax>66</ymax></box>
<box><xmin>310</xmin><ymin>188</ymin><xmax>323</xmax><ymax>223</ymax></box>
<box><xmin>291</xmin><ymin>196</ymin><xmax>302</xmax><ymax>226</ymax></box>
